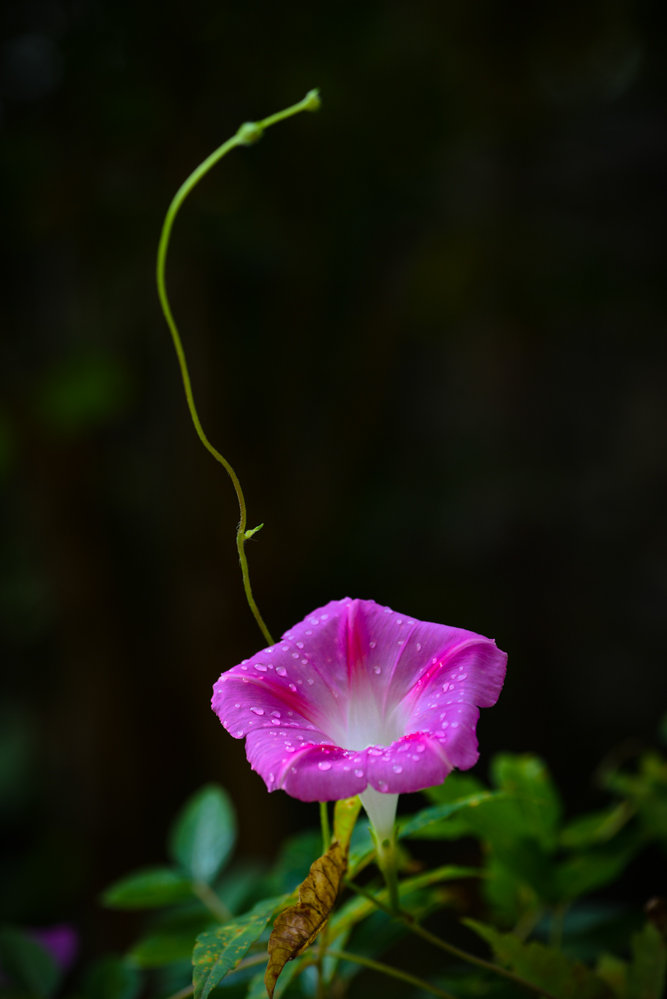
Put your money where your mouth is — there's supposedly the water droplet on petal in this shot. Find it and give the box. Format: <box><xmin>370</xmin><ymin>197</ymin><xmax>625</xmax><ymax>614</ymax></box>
<box><xmin>354</xmin><ymin>768</ymin><xmax>364</xmax><ymax>777</ymax></box>
<box><xmin>250</xmin><ymin>707</ymin><xmax>264</xmax><ymax>716</ymax></box>
<box><xmin>276</xmin><ymin>666</ymin><xmax>287</xmax><ymax>677</ymax></box>
<box><xmin>289</xmin><ymin>683</ymin><xmax>297</xmax><ymax>692</ymax></box>
<box><xmin>307</xmin><ymin>677</ymin><xmax>315</xmax><ymax>685</ymax></box>
<box><xmin>369</xmin><ymin>640</ymin><xmax>376</xmax><ymax>649</ymax></box>
<box><xmin>393</xmin><ymin>764</ymin><xmax>403</xmax><ymax>774</ymax></box>
<box><xmin>416</xmin><ymin>743</ymin><xmax>426</xmax><ymax>753</ymax></box>
<box><xmin>292</xmin><ymin>652</ymin><xmax>299</xmax><ymax>659</ymax></box>
<box><xmin>234</xmin><ymin>703</ymin><xmax>241</xmax><ymax>708</ymax></box>
<box><xmin>378</xmin><ymin>780</ymin><xmax>388</xmax><ymax>791</ymax></box>
<box><xmin>255</xmin><ymin>664</ymin><xmax>267</xmax><ymax>672</ymax></box>
<box><xmin>373</xmin><ymin>665</ymin><xmax>382</xmax><ymax>675</ymax></box>
<box><xmin>318</xmin><ymin>761</ymin><xmax>332</xmax><ymax>771</ymax></box>
<box><xmin>271</xmin><ymin>718</ymin><xmax>281</xmax><ymax>726</ymax></box>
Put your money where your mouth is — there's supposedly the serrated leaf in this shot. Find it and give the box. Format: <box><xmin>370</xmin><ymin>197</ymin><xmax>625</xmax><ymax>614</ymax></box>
<box><xmin>102</xmin><ymin>867</ymin><xmax>193</xmax><ymax>909</ymax></box>
<box><xmin>265</xmin><ymin>842</ymin><xmax>346</xmax><ymax>999</ymax></box>
<box><xmin>398</xmin><ymin>791</ymin><xmax>502</xmax><ymax>838</ymax></box>
<box><xmin>0</xmin><ymin>927</ymin><xmax>60</xmax><ymax>999</ymax></box>
<box><xmin>169</xmin><ymin>784</ymin><xmax>237</xmax><ymax>884</ymax></box>
<box><xmin>464</xmin><ymin>919</ymin><xmax>613</xmax><ymax>999</ymax></box>
<box><xmin>83</xmin><ymin>956</ymin><xmax>141</xmax><ymax>999</ymax></box>
<box><xmin>193</xmin><ymin>896</ymin><xmax>282</xmax><ymax>999</ymax></box>
<box><xmin>627</xmin><ymin>922</ymin><xmax>667</xmax><ymax>999</ymax></box>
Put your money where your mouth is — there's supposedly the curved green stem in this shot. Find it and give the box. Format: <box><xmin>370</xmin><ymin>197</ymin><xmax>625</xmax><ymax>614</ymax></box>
<box><xmin>326</xmin><ymin>948</ymin><xmax>459</xmax><ymax>999</ymax></box>
<box><xmin>156</xmin><ymin>89</ymin><xmax>320</xmax><ymax>645</ymax></box>
<box><xmin>191</xmin><ymin>880</ymin><xmax>232</xmax><ymax>923</ymax></box>
<box><xmin>344</xmin><ymin>879</ymin><xmax>560</xmax><ymax>999</ymax></box>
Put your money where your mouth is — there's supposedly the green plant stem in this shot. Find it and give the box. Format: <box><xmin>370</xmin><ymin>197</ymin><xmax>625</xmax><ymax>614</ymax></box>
<box><xmin>191</xmin><ymin>880</ymin><xmax>233</xmax><ymax>922</ymax></box>
<box><xmin>162</xmin><ymin>987</ymin><xmax>193</xmax><ymax>999</ymax></box>
<box><xmin>156</xmin><ymin>89</ymin><xmax>319</xmax><ymax>645</ymax></box>
<box><xmin>344</xmin><ymin>879</ymin><xmax>559</xmax><ymax>999</ymax></box>
<box><xmin>326</xmin><ymin>948</ymin><xmax>459</xmax><ymax>999</ymax></box>
<box><xmin>319</xmin><ymin>801</ymin><xmax>331</xmax><ymax>853</ymax></box>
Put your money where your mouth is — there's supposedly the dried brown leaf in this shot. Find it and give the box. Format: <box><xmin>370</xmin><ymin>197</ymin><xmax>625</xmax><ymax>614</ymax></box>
<box><xmin>264</xmin><ymin>841</ymin><xmax>346</xmax><ymax>998</ymax></box>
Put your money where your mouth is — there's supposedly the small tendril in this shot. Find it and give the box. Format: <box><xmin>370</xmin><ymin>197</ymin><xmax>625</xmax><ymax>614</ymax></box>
<box><xmin>156</xmin><ymin>90</ymin><xmax>320</xmax><ymax>646</ymax></box>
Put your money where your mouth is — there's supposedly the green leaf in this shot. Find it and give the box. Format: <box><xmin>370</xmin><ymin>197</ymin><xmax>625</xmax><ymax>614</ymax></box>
<box><xmin>560</xmin><ymin>803</ymin><xmax>634</xmax><ymax>849</ymax></box>
<box><xmin>491</xmin><ymin>753</ymin><xmax>562</xmax><ymax>850</ymax></box>
<box><xmin>83</xmin><ymin>956</ymin><xmax>141</xmax><ymax>999</ymax></box>
<box><xmin>0</xmin><ymin>927</ymin><xmax>60</xmax><ymax>999</ymax></box>
<box><xmin>169</xmin><ymin>784</ymin><xmax>237</xmax><ymax>885</ymax></box>
<box><xmin>192</xmin><ymin>896</ymin><xmax>284</xmax><ymax>999</ymax></box>
<box><xmin>102</xmin><ymin>866</ymin><xmax>193</xmax><ymax>909</ymax></box>
<box><xmin>555</xmin><ymin>840</ymin><xmax>638</xmax><ymax>903</ymax></box>
<box><xmin>246</xmin><ymin>958</ymin><xmax>303</xmax><ymax>999</ymax></box>
<box><xmin>464</xmin><ymin>919</ymin><xmax>614</xmax><ymax>999</ymax></box>
<box><xmin>398</xmin><ymin>791</ymin><xmax>503</xmax><ymax>838</ymax></box>
<box><xmin>130</xmin><ymin>930</ymin><xmax>204</xmax><ymax>968</ymax></box>
<box><xmin>627</xmin><ymin>922</ymin><xmax>667</xmax><ymax>999</ymax></box>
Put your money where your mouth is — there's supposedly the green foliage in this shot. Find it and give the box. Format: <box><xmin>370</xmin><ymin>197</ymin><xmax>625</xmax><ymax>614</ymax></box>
<box><xmin>83</xmin><ymin>956</ymin><xmax>141</xmax><ymax>999</ymax></box>
<box><xmin>101</xmin><ymin>867</ymin><xmax>194</xmax><ymax>909</ymax></box>
<box><xmin>0</xmin><ymin>928</ymin><xmax>60</xmax><ymax>999</ymax></box>
<box><xmin>192</xmin><ymin>896</ymin><xmax>283</xmax><ymax>999</ymax></box>
<box><xmin>16</xmin><ymin>739</ymin><xmax>663</xmax><ymax>999</ymax></box>
<box><xmin>168</xmin><ymin>784</ymin><xmax>237</xmax><ymax>885</ymax></box>
<box><xmin>465</xmin><ymin>918</ymin><xmax>614</xmax><ymax>999</ymax></box>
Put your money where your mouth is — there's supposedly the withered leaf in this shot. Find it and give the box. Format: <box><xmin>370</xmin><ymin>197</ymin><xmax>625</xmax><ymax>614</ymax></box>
<box><xmin>264</xmin><ymin>840</ymin><xmax>346</xmax><ymax>998</ymax></box>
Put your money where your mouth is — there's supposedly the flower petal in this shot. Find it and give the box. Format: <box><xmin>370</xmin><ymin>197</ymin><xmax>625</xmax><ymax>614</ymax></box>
<box><xmin>245</xmin><ymin>728</ymin><xmax>368</xmax><ymax>801</ymax></box>
<box><xmin>211</xmin><ymin>597</ymin><xmax>507</xmax><ymax>804</ymax></box>
<box><xmin>364</xmin><ymin>732</ymin><xmax>456</xmax><ymax>793</ymax></box>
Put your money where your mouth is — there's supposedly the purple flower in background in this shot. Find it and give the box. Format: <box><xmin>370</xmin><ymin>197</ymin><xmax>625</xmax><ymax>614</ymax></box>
<box><xmin>212</xmin><ymin>598</ymin><xmax>506</xmax><ymax>838</ymax></box>
<box><xmin>30</xmin><ymin>926</ymin><xmax>78</xmax><ymax>973</ymax></box>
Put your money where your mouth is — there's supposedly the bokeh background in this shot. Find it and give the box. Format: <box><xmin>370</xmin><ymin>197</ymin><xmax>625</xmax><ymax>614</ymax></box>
<box><xmin>1</xmin><ymin>0</ymin><xmax>666</xmax><ymax>957</ymax></box>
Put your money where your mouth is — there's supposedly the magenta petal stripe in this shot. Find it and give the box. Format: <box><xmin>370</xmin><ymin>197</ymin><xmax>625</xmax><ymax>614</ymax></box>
<box><xmin>212</xmin><ymin>597</ymin><xmax>507</xmax><ymax>803</ymax></box>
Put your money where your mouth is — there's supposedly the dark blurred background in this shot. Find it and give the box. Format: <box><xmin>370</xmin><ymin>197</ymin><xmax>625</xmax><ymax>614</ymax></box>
<box><xmin>1</xmin><ymin>0</ymin><xmax>666</xmax><ymax>955</ymax></box>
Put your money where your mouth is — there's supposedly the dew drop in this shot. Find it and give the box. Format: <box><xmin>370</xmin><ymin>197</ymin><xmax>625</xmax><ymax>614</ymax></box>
<box><xmin>250</xmin><ymin>707</ymin><xmax>264</xmax><ymax>716</ymax></box>
<box><xmin>318</xmin><ymin>761</ymin><xmax>332</xmax><ymax>771</ymax></box>
<box><xmin>292</xmin><ymin>652</ymin><xmax>299</xmax><ymax>659</ymax></box>
<box><xmin>392</xmin><ymin>764</ymin><xmax>403</xmax><ymax>774</ymax></box>
<box><xmin>297</xmin><ymin>641</ymin><xmax>304</xmax><ymax>649</ymax></box>
<box><xmin>369</xmin><ymin>640</ymin><xmax>376</xmax><ymax>649</ymax></box>
<box><xmin>234</xmin><ymin>702</ymin><xmax>241</xmax><ymax>709</ymax></box>
<box><xmin>354</xmin><ymin>768</ymin><xmax>364</xmax><ymax>778</ymax></box>
<box><xmin>288</xmin><ymin>683</ymin><xmax>297</xmax><ymax>692</ymax></box>
<box><xmin>276</xmin><ymin>666</ymin><xmax>287</xmax><ymax>677</ymax></box>
<box><xmin>373</xmin><ymin>665</ymin><xmax>382</xmax><ymax>675</ymax></box>
<box><xmin>450</xmin><ymin>721</ymin><xmax>459</xmax><ymax>728</ymax></box>
<box><xmin>255</xmin><ymin>664</ymin><xmax>267</xmax><ymax>672</ymax></box>
<box><xmin>416</xmin><ymin>642</ymin><xmax>422</xmax><ymax>652</ymax></box>
<box><xmin>416</xmin><ymin>743</ymin><xmax>426</xmax><ymax>753</ymax></box>
<box><xmin>377</xmin><ymin>780</ymin><xmax>388</xmax><ymax>791</ymax></box>
<box><xmin>271</xmin><ymin>718</ymin><xmax>281</xmax><ymax>726</ymax></box>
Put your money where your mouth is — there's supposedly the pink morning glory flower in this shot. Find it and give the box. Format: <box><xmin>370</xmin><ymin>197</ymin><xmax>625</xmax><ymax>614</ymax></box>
<box><xmin>212</xmin><ymin>598</ymin><xmax>506</xmax><ymax>841</ymax></box>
